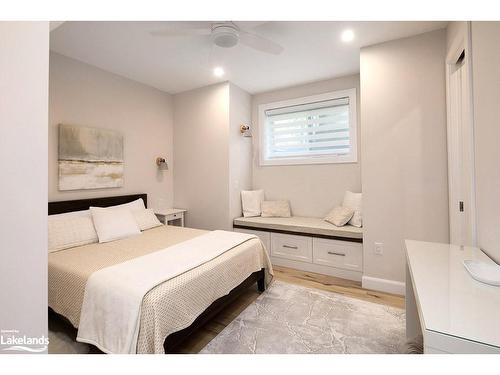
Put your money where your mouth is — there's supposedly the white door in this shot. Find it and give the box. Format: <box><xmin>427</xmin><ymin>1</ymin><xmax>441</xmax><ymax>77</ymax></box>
<box><xmin>446</xmin><ymin>46</ymin><xmax>476</xmax><ymax>246</ymax></box>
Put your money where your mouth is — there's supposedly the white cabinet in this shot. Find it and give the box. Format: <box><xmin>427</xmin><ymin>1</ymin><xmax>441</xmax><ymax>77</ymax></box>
<box><xmin>234</xmin><ymin>226</ymin><xmax>363</xmax><ymax>282</ymax></box>
<box><xmin>312</xmin><ymin>238</ymin><xmax>362</xmax><ymax>272</ymax></box>
<box><xmin>271</xmin><ymin>233</ymin><xmax>313</xmax><ymax>263</ymax></box>
<box><xmin>405</xmin><ymin>240</ymin><xmax>500</xmax><ymax>353</ymax></box>
<box><xmin>233</xmin><ymin>228</ymin><xmax>271</xmax><ymax>252</ymax></box>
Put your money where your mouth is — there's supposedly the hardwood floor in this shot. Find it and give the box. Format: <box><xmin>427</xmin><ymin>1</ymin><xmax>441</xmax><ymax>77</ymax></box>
<box><xmin>273</xmin><ymin>266</ymin><xmax>404</xmax><ymax>309</ymax></box>
<box><xmin>174</xmin><ymin>265</ymin><xmax>404</xmax><ymax>353</ymax></box>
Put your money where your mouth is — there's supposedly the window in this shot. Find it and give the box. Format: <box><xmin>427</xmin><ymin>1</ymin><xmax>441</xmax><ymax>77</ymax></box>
<box><xmin>258</xmin><ymin>89</ymin><xmax>357</xmax><ymax>166</ymax></box>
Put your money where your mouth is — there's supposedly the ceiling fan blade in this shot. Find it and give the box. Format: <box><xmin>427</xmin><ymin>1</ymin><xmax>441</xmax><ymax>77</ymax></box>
<box><xmin>239</xmin><ymin>30</ymin><xmax>284</xmax><ymax>55</ymax></box>
<box><xmin>233</xmin><ymin>21</ymin><xmax>269</xmax><ymax>30</ymax></box>
<box><xmin>150</xmin><ymin>28</ymin><xmax>211</xmax><ymax>37</ymax></box>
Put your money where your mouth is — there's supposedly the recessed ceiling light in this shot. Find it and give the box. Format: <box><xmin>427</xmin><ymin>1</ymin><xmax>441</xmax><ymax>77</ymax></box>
<box><xmin>341</xmin><ymin>29</ymin><xmax>355</xmax><ymax>43</ymax></box>
<box><xmin>213</xmin><ymin>67</ymin><xmax>225</xmax><ymax>77</ymax></box>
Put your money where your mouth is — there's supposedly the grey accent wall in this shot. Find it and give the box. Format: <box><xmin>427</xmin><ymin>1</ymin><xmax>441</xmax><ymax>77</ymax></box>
<box><xmin>360</xmin><ymin>29</ymin><xmax>449</xmax><ymax>284</ymax></box>
<box><xmin>0</xmin><ymin>22</ymin><xmax>49</xmax><ymax>353</ymax></box>
<box><xmin>49</xmin><ymin>53</ymin><xmax>174</xmax><ymax>209</ymax></box>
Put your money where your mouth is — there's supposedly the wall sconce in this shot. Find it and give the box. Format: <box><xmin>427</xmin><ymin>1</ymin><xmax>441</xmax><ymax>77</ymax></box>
<box><xmin>240</xmin><ymin>124</ymin><xmax>252</xmax><ymax>137</ymax></box>
<box><xmin>156</xmin><ymin>157</ymin><xmax>168</xmax><ymax>170</ymax></box>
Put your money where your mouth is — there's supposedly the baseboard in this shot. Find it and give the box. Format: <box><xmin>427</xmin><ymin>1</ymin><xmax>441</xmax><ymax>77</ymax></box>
<box><xmin>362</xmin><ymin>276</ymin><xmax>405</xmax><ymax>296</ymax></box>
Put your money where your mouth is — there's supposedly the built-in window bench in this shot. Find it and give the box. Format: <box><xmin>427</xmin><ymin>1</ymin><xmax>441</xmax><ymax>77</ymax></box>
<box><xmin>233</xmin><ymin>216</ymin><xmax>363</xmax><ymax>281</ymax></box>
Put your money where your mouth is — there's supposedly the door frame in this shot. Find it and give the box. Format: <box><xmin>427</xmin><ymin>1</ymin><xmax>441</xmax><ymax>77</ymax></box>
<box><xmin>445</xmin><ymin>22</ymin><xmax>477</xmax><ymax>246</ymax></box>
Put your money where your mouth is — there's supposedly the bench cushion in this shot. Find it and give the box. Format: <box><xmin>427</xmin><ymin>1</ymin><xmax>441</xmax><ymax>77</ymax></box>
<box><xmin>233</xmin><ymin>216</ymin><xmax>363</xmax><ymax>240</ymax></box>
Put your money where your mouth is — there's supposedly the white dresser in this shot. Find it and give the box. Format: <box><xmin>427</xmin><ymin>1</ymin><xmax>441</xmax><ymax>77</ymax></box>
<box><xmin>405</xmin><ymin>240</ymin><xmax>500</xmax><ymax>353</ymax></box>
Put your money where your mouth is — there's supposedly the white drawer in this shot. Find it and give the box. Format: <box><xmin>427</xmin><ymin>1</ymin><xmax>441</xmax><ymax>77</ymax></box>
<box><xmin>165</xmin><ymin>213</ymin><xmax>181</xmax><ymax>222</ymax></box>
<box><xmin>234</xmin><ymin>228</ymin><xmax>271</xmax><ymax>252</ymax></box>
<box><xmin>271</xmin><ymin>233</ymin><xmax>312</xmax><ymax>263</ymax></box>
<box><xmin>312</xmin><ymin>238</ymin><xmax>362</xmax><ymax>271</ymax></box>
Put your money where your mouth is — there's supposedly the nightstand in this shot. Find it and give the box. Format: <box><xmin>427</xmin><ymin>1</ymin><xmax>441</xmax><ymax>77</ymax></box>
<box><xmin>155</xmin><ymin>208</ymin><xmax>187</xmax><ymax>227</ymax></box>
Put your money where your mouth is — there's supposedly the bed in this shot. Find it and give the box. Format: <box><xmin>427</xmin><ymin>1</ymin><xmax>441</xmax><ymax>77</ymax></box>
<box><xmin>48</xmin><ymin>194</ymin><xmax>273</xmax><ymax>354</ymax></box>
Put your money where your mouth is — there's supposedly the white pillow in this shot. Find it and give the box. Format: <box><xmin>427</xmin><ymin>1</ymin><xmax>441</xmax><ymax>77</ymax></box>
<box><xmin>48</xmin><ymin>198</ymin><xmax>145</xmax><ymax>220</ymax></box>
<box><xmin>324</xmin><ymin>206</ymin><xmax>354</xmax><ymax>227</ymax></box>
<box><xmin>102</xmin><ymin>198</ymin><xmax>145</xmax><ymax>211</ymax></box>
<box><xmin>343</xmin><ymin>191</ymin><xmax>362</xmax><ymax>227</ymax></box>
<box><xmin>241</xmin><ymin>190</ymin><xmax>265</xmax><ymax>217</ymax></box>
<box><xmin>90</xmin><ymin>207</ymin><xmax>141</xmax><ymax>243</ymax></box>
<box><xmin>261</xmin><ymin>200</ymin><xmax>291</xmax><ymax>218</ymax></box>
<box><xmin>48</xmin><ymin>215</ymin><xmax>98</xmax><ymax>252</ymax></box>
<box><xmin>49</xmin><ymin>209</ymin><xmax>91</xmax><ymax>220</ymax></box>
<box><xmin>133</xmin><ymin>208</ymin><xmax>162</xmax><ymax>231</ymax></box>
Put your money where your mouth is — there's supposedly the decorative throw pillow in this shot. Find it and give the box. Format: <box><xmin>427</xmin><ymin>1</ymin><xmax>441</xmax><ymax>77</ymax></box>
<box><xmin>132</xmin><ymin>208</ymin><xmax>162</xmax><ymax>231</ymax></box>
<box><xmin>343</xmin><ymin>191</ymin><xmax>362</xmax><ymax>227</ymax></box>
<box><xmin>241</xmin><ymin>189</ymin><xmax>265</xmax><ymax>217</ymax></box>
<box><xmin>261</xmin><ymin>200</ymin><xmax>291</xmax><ymax>218</ymax></box>
<box><xmin>90</xmin><ymin>207</ymin><xmax>141</xmax><ymax>243</ymax></box>
<box><xmin>324</xmin><ymin>206</ymin><xmax>354</xmax><ymax>227</ymax></box>
<box><xmin>48</xmin><ymin>215</ymin><xmax>98</xmax><ymax>252</ymax></box>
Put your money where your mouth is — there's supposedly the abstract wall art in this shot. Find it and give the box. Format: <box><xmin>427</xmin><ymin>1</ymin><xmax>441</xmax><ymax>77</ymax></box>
<box><xmin>58</xmin><ymin>124</ymin><xmax>124</xmax><ymax>190</ymax></box>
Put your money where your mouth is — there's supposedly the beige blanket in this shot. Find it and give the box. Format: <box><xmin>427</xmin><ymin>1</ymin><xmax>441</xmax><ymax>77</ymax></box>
<box><xmin>48</xmin><ymin>225</ymin><xmax>273</xmax><ymax>354</ymax></box>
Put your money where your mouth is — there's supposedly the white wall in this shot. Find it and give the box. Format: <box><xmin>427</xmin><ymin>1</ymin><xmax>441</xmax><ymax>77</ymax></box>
<box><xmin>360</xmin><ymin>29</ymin><xmax>449</xmax><ymax>287</ymax></box>
<box><xmin>251</xmin><ymin>75</ymin><xmax>361</xmax><ymax>217</ymax></box>
<box><xmin>229</xmin><ymin>83</ymin><xmax>253</xmax><ymax>227</ymax></box>
<box><xmin>49</xmin><ymin>53</ymin><xmax>174</xmax><ymax>209</ymax></box>
<box><xmin>173</xmin><ymin>82</ymin><xmax>231</xmax><ymax>230</ymax></box>
<box><xmin>173</xmin><ymin>82</ymin><xmax>252</xmax><ymax>230</ymax></box>
<box><xmin>471</xmin><ymin>22</ymin><xmax>500</xmax><ymax>264</ymax></box>
<box><xmin>0</xmin><ymin>22</ymin><xmax>49</xmax><ymax>352</ymax></box>
<box><xmin>446</xmin><ymin>21</ymin><xmax>469</xmax><ymax>54</ymax></box>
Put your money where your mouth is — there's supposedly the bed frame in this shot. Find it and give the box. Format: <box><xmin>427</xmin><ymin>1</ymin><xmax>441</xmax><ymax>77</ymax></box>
<box><xmin>48</xmin><ymin>193</ymin><xmax>148</xmax><ymax>215</ymax></box>
<box><xmin>48</xmin><ymin>193</ymin><xmax>265</xmax><ymax>354</ymax></box>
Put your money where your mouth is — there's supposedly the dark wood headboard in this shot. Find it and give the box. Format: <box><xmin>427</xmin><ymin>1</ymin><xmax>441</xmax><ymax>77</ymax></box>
<box><xmin>48</xmin><ymin>194</ymin><xmax>147</xmax><ymax>215</ymax></box>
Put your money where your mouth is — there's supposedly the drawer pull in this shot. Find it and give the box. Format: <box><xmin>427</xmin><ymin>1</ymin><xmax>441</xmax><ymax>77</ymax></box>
<box><xmin>328</xmin><ymin>251</ymin><xmax>346</xmax><ymax>257</ymax></box>
<box><xmin>283</xmin><ymin>245</ymin><xmax>298</xmax><ymax>249</ymax></box>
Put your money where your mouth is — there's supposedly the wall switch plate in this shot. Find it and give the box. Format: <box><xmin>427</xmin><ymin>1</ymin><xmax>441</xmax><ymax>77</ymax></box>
<box><xmin>374</xmin><ymin>242</ymin><xmax>384</xmax><ymax>255</ymax></box>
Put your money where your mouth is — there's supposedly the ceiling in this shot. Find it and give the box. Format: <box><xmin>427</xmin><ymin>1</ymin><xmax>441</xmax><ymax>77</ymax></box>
<box><xmin>50</xmin><ymin>21</ymin><xmax>447</xmax><ymax>95</ymax></box>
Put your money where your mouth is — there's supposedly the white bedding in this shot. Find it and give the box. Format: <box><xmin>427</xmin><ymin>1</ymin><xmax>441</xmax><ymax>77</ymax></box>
<box><xmin>76</xmin><ymin>230</ymin><xmax>258</xmax><ymax>354</ymax></box>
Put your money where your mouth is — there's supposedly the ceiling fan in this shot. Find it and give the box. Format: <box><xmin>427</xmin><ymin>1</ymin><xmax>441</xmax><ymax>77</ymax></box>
<box><xmin>150</xmin><ymin>21</ymin><xmax>284</xmax><ymax>55</ymax></box>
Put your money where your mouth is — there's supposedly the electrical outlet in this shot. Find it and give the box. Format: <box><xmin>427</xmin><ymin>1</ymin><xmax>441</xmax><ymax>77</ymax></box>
<box><xmin>374</xmin><ymin>242</ymin><xmax>384</xmax><ymax>255</ymax></box>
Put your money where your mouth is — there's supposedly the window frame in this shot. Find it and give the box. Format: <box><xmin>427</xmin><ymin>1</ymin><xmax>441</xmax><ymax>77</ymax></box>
<box><xmin>258</xmin><ymin>88</ymin><xmax>358</xmax><ymax>166</ymax></box>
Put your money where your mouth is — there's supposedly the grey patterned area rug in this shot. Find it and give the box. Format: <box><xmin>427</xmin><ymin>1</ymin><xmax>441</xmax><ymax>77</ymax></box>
<box><xmin>201</xmin><ymin>281</ymin><xmax>406</xmax><ymax>354</ymax></box>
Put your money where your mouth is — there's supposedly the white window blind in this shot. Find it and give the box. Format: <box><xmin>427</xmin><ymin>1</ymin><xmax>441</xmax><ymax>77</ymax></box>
<box><xmin>263</xmin><ymin>96</ymin><xmax>353</xmax><ymax>164</ymax></box>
